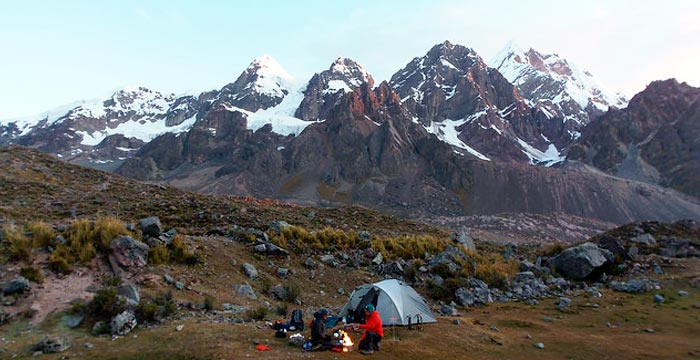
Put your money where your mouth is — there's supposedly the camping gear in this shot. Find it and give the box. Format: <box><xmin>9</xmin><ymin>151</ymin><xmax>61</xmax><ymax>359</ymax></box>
<box><xmin>289</xmin><ymin>309</ymin><xmax>304</xmax><ymax>331</ymax></box>
<box><xmin>339</xmin><ymin>279</ymin><xmax>437</xmax><ymax>326</ymax></box>
<box><xmin>255</xmin><ymin>344</ymin><xmax>272</xmax><ymax>351</ymax></box>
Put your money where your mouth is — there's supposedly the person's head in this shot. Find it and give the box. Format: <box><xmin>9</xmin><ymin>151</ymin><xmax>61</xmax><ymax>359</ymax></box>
<box><xmin>364</xmin><ymin>304</ymin><xmax>375</xmax><ymax>314</ymax></box>
<box><xmin>318</xmin><ymin>308</ymin><xmax>329</xmax><ymax>318</ymax></box>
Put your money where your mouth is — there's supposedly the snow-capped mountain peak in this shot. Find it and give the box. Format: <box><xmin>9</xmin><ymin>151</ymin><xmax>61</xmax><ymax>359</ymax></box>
<box><xmin>329</xmin><ymin>57</ymin><xmax>374</xmax><ymax>88</ymax></box>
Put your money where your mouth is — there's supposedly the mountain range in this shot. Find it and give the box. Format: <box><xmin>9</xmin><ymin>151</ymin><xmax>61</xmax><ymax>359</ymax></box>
<box><xmin>2</xmin><ymin>40</ymin><xmax>699</xmax><ymax>224</ymax></box>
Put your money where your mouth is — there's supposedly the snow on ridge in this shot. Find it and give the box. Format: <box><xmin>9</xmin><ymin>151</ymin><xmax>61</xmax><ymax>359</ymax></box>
<box><xmin>330</xmin><ymin>57</ymin><xmax>372</xmax><ymax>87</ymax></box>
<box><xmin>0</xmin><ymin>98</ymin><xmax>102</xmax><ymax>136</ymax></box>
<box><xmin>516</xmin><ymin>137</ymin><xmax>565</xmax><ymax>166</ymax></box>
<box><xmin>245</xmin><ymin>54</ymin><xmax>296</xmax><ymax>98</ymax></box>
<box><xmin>424</xmin><ymin>118</ymin><xmax>491</xmax><ymax>161</ymax></box>
<box><xmin>78</xmin><ymin>113</ymin><xmax>198</xmax><ymax>146</ymax></box>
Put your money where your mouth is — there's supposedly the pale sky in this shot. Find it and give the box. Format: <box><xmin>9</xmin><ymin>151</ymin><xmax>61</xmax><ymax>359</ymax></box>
<box><xmin>1</xmin><ymin>0</ymin><xmax>698</xmax><ymax>119</ymax></box>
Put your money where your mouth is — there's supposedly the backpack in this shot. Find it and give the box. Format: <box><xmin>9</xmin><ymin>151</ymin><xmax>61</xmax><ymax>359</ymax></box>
<box><xmin>289</xmin><ymin>309</ymin><xmax>304</xmax><ymax>331</ymax></box>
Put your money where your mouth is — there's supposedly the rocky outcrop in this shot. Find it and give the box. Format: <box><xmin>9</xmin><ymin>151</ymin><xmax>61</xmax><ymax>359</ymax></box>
<box><xmin>549</xmin><ymin>242</ymin><xmax>613</xmax><ymax>280</ymax></box>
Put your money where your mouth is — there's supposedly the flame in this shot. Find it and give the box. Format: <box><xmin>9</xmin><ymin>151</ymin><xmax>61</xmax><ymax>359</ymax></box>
<box><xmin>341</xmin><ymin>329</ymin><xmax>353</xmax><ymax>352</ymax></box>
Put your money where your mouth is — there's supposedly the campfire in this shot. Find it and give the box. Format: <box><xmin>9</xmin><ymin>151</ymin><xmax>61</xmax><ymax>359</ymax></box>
<box><xmin>334</xmin><ymin>329</ymin><xmax>354</xmax><ymax>352</ymax></box>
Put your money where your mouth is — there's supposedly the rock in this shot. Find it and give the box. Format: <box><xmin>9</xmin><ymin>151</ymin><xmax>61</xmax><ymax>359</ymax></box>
<box><xmin>84</xmin><ymin>342</ymin><xmax>93</xmax><ymax>349</ymax></box>
<box><xmin>253</xmin><ymin>242</ymin><xmax>290</xmax><ymax>256</ymax></box>
<box><xmin>653</xmin><ymin>265</ymin><xmax>664</xmax><ymax>275</ymax></box>
<box><xmin>268</xmin><ymin>221</ymin><xmax>291</xmax><ymax>235</ymax></box>
<box><xmin>205</xmin><ymin>227</ymin><xmax>226</xmax><ymax>236</ymax></box>
<box><xmin>659</xmin><ymin>237</ymin><xmax>691</xmax><ymax>258</ymax></box>
<box><xmin>440</xmin><ymin>304</ymin><xmax>459</xmax><ymax>316</ymax></box>
<box><xmin>234</xmin><ymin>282</ymin><xmax>257</xmax><ymax>299</ymax></box>
<box><xmin>372</xmin><ymin>252</ymin><xmax>384</xmax><ymax>266</ymax></box>
<box><xmin>307</xmin><ymin>211</ymin><xmax>316</xmax><ymax>219</ymax></box>
<box><xmin>543</xmin><ymin>317</ymin><xmax>554</xmax><ymax>323</ymax></box>
<box><xmin>629</xmin><ymin>234</ymin><xmax>656</xmax><ymax>246</ymax></box>
<box><xmin>337</xmin><ymin>288</ymin><xmax>345</xmax><ymax>295</ymax></box>
<box><xmin>535</xmin><ymin>342</ymin><xmax>545</xmax><ymax>349</ymax></box>
<box><xmin>92</xmin><ymin>321</ymin><xmax>110</xmax><ymax>335</ymax></box>
<box><xmin>320</xmin><ymin>254</ymin><xmax>338</xmax><ymax>268</ymax></box>
<box><xmin>451</xmin><ymin>226</ymin><xmax>476</xmax><ymax>252</ymax></box>
<box><xmin>164</xmin><ymin>274</ymin><xmax>174</xmax><ymax>284</ymax></box>
<box><xmin>174</xmin><ymin>282</ymin><xmax>184</xmax><ymax>290</ymax></box>
<box><xmin>678</xmin><ymin>290</ymin><xmax>689</xmax><ymax>297</ymax></box>
<box><xmin>550</xmin><ymin>242</ymin><xmax>613</xmax><ymax>280</ymax></box>
<box><xmin>490</xmin><ymin>325</ymin><xmax>500</xmax><ymax>332</ymax></box>
<box><xmin>254</xmin><ymin>244</ymin><xmax>267</xmax><ymax>253</ymax></box>
<box><xmin>61</xmin><ymin>314</ymin><xmax>84</xmax><ymax>329</ymax></box>
<box><xmin>176</xmin><ymin>325</ymin><xmax>184</xmax><ymax>332</ymax></box>
<box><xmin>598</xmin><ymin>235</ymin><xmax>632</xmax><ymax>263</ymax></box>
<box><xmin>117</xmin><ymin>285</ymin><xmax>140</xmax><ymax>308</ymax></box>
<box><xmin>503</xmin><ymin>243</ymin><xmax>516</xmax><ymax>260</ymax></box>
<box><xmin>645</xmin><ymin>328</ymin><xmax>655</xmax><ymax>333</ymax></box>
<box><xmin>241</xmin><ymin>263</ymin><xmax>258</xmax><ymax>280</ymax></box>
<box><xmin>455</xmin><ymin>279</ymin><xmax>492</xmax><ymax>307</ymax></box>
<box><xmin>359</xmin><ymin>230</ymin><xmax>372</xmax><ymax>242</ymax></box>
<box><xmin>629</xmin><ymin>246</ymin><xmax>639</xmax><ymax>257</ymax></box>
<box><xmin>139</xmin><ymin>216</ymin><xmax>162</xmax><ymax>237</ymax></box>
<box><xmin>304</xmin><ymin>258</ymin><xmax>317</xmax><ymax>269</ymax></box>
<box><xmin>35</xmin><ymin>336</ymin><xmax>71</xmax><ymax>353</ymax></box>
<box><xmin>277</xmin><ymin>268</ymin><xmax>289</xmax><ymax>277</ymax></box>
<box><xmin>110</xmin><ymin>310</ymin><xmax>137</xmax><ymax>336</ymax></box>
<box><xmin>3</xmin><ymin>276</ymin><xmax>30</xmax><ymax>295</ymax></box>
<box><xmin>270</xmin><ymin>285</ymin><xmax>288</xmax><ymax>300</ymax></box>
<box><xmin>609</xmin><ymin>278</ymin><xmax>653</xmax><ymax>293</ymax></box>
<box><xmin>524</xmin><ymin>299</ymin><xmax>539</xmax><ymax>306</ymax></box>
<box><xmin>453</xmin><ymin>319</ymin><xmax>462</xmax><ymax>325</ymax></box>
<box><xmin>110</xmin><ymin>235</ymin><xmax>149</xmax><ymax>268</ymax></box>
<box><xmin>653</xmin><ymin>294</ymin><xmax>665</xmax><ymax>304</ymax></box>
<box><xmin>556</xmin><ymin>297</ymin><xmax>572</xmax><ymax>312</ymax></box>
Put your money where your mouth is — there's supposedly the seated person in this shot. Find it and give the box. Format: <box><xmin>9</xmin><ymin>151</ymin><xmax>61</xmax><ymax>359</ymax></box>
<box><xmin>310</xmin><ymin>308</ymin><xmax>334</xmax><ymax>351</ymax></box>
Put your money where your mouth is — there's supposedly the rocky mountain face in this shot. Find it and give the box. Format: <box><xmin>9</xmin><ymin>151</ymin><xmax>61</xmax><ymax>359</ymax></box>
<box><xmin>490</xmin><ymin>42</ymin><xmax>627</xmax><ymax>148</ymax></box>
<box><xmin>567</xmin><ymin>79</ymin><xmax>700</xmax><ymax>198</ymax></box>
<box><xmin>2</xmin><ymin>42</ymin><xmax>698</xmax><ymax>225</ymax></box>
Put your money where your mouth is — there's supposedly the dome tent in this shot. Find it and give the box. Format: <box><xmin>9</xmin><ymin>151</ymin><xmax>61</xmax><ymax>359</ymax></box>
<box><xmin>339</xmin><ymin>279</ymin><xmax>437</xmax><ymax>326</ymax></box>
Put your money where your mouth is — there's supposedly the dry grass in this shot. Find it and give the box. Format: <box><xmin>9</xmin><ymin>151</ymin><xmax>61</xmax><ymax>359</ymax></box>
<box><xmin>473</xmin><ymin>253</ymin><xmax>520</xmax><ymax>288</ymax></box>
<box><xmin>372</xmin><ymin>234</ymin><xmax>447</xmax><ymax>260</ymax></box>
<box><xmin>6</xmin><ymin>226</ymin><xmax>33</xmax><ymax>261</ymax></box>
<box><xmin>25</xmin><ymin>221</ymin><xmax>56</xmax><ymax>248</ymax></box>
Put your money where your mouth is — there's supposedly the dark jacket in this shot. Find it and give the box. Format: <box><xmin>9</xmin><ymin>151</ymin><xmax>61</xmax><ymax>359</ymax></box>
<box><xmin>310</xmin><ymin>311</ymin><xmax>331</xmax><ymax>345</ymax></box>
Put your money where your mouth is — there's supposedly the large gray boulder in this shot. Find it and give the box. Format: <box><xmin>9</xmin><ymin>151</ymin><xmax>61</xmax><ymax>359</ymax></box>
<box><xmin>110</xmin><ymin>310</ymin><xmax>137</xmax><ymax>336</ymax></box>
<box><xmin>451</xmin><ymin>226</ymin><xmax>476</xmax><ymax>252</ymax></box>
<box><xmin>550</xmin><ymin>242</ymin><xmax>613</xmax><ymax>280</ymax></box>
<box><xmin>241</xmin><ymin>263</ymin><xmax>258</xmax><ymax>280</ymax></box>
<box><xmin>139</xmin><ymin>216</ymin><xmax>162</xmax><ymax>237</ymax></box>
<box><xmin>35</xmin><ymin>336</ymin><xmax>71</xmax><ymax>353</ymax></box>
<box><xmin>455</xmin><ymin>278</ymin><xmax>493</xmax><ymax>307</ymax></box>
<box><xmin>110</xmin><ymin>236</ymin><xmax>149</xmax><ymax>268</ymax></box>
<box><xmin>234</xmin><ymin>282</ymin><xmax>257</xmax><ymax>299</ymax></box>
<box><xmin>3</xmin><ymin>276</ymin><xmax>30</xmax><ymax>295</ymax></box>
<box><xmin>117</xmin><ymin>285</ymin><xmax>141</xmax><ymax>308</ymax></box>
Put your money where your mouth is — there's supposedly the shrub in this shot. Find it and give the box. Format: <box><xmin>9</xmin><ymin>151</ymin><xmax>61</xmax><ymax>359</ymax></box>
<box><xmin>148</xmin><ymin>245</ymin><xmax>170</xmax><ymax>265</ymax></box>
<box><xmin>25</xmin><ymin>222</ymin><xmax>56</xmax><ymax>248</ymax></box>
<box><xmin>282</xmin><ymin>281</ymin><xmax>301</xmax><ymax>303</ymax></box>
<box><xmin>274</xmin><ymin>303</ymin><xmax>289</xmax><ymax>317</ymax></box>
<box><xmin>101</xmin><ymin>275</ymin><xmax>123</xmax><ymax>287</ymax></box>
<box><xmin>246</xmin><ymin>306</ymin><xmax>268</xmax><ymax>321</ymax></box>
<box><xmin>20</xmin><ymin>266</ymin><xmax>44</xmax><ymax>283</ymax></box>
<box><xmin>171</xmin><ymin>235</ymin><xmax>202</xmax><ymax>265</ymax></box>
<box><xmin>89</xmin><ymin>287</ymin><xmax>126</xmax><ymax>321</ymax></box>
<box><xmin>474</xmin><ymin>254</ymin><xmax>519</xmax><ymax>288</ymax></box>
<box><xmin>136</xmin><ymin>301</ymin><xmax>159</xmax><ymax>323</ymax></box>
<box><xmin>7</xmin><ymin>228</ymin><xmax>32</xmax><ymax>261</ymax></box>
<box><xmin>135</xmin><ymin>291</ymin><xmax>176</xmax><ymax>323</ymax></box>
<box><xmin>48</xmin><ymin>246</ymin><xmax>72</xmax><ymax>274</ymax></box>
<box><xmin>156</xmin><ymin>290</ymin><xmax>177</xmax><ymax>318</ymax></box>
<box><xmin>92</xmin><ymin>217</ymin><xmax>130</xmax><ymax>251</ymax></box>
<box><xmin>541</xmin><ymin>243</ymin><xmax>565</xmax><ymax>257</ymax></box>
<box><xmin>372</xmin><ymin>234</ymin><xmax>446</xmax><ymax>260</ymax></box>
<box><xmin>203</xmin><ymin>296</ymin><xmax>216</xmax><ymax>312</ymax></box>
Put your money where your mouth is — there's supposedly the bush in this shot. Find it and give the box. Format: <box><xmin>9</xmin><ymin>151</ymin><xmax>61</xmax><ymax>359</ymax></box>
<box><xmin>20</xmin><ymin>266</ymin><xmax>44</xmax><ymax>283</ymax></box>
<box><xmin>171</xmin><ymin>235</ymin><xmax>202</xmax><ymax>265</ymax></box>
<box><xmin>474</xmin><ymin>254</ymin><xmax>519</xmax><ymax>288</ymax></box>
<box><xmin>101</xmin><ymin>275</ymin><xmax>123</xmax><ymax>287</ymax></box>
<box><xmin>135</xmin><ymin>291</ymin><xmax>176</xmax><ymax>323</ymax></box>
<box><xmin>89</xmin><ymin>287</ymin><xmax>126</xmax><ymax>321</ymax></box>
<box><xmin>274</xmin><ymin>303</ymin><xmax>289</xmax><ymax>317</ymax></box>
<box><xmin>372</xmin><ymin>234</ymin><xmax>446</xmax><ymax>260</ymax></box>
<box><xmin>48</xmin><ymin>246</ymin><xmax>72</xmax><ymax>274</ymax></box>
<box><xmin>247</xmin><ymin>306</ymin><xmax>268</xmax><ymax>321</ymax></box>
<box><xmin>541</xmin><ymin>243</ymin><xmax>565</xmax><ymax>257</ymax></box>
<box><xmin>25</xmin><ymin>222</ymin><xmax>56</xmax><ymax>248</ymax></box>
<box><xmin>7</xmin><ymin>228</ymin><xmax>32</xmax><ymax>261</ymax></box>
<box><xmin>282</xmin><ymin>281</ymin><xmax>301</xmax><ymax>303</ymax></box>
<box><xmin>92</xmin><ymin>217</ymin><xmax>130</xmax><ymax>252</ymax></box>
<box><xmin>203</xmin><ymin>296</ymin><xmax>216</xmax><ymax>312</ymax></box>
<box><xmin>148</xmin><ymin>245</ymin><xmax>170</xmax><ymax>264</ymax></box>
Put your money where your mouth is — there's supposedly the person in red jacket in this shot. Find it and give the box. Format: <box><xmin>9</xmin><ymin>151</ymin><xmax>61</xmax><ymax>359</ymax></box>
<box><xmin>353</xmin><ymin>304</ymin><xmax>383</xmax><ymax>355</ymax></box>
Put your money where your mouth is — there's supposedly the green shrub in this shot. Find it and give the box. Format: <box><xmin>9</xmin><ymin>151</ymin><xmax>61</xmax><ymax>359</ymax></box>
<box><xmin>20</xmin><ymin>266</ymin><xmax>44</xmax><ymax>283</ymax></box>
<box><xmin>48</xmin><ymin>246</ymin><xmax>72</xmax><ymax>274</ymax></box>
<box><xmin>101</xmin><ymin>275</ymin><xmax>123</xmax><ymax>287</ymax></box>
<box><xmin>282</xmin><ymin>281</ymin><xmax>301</xmax><ymax>303</ymax></box>
<box><xmin>136</xmin><ymin>291</ymin><xmax>177</xmax><ymax>323</ymax></box>
<box><xmin>89</xmin><ymin>287</ymin><xmax>126</xmax><ymax>321</ymax></box>
<box><xmin>203</xmin><ymin>296</ymin><xmax>216</xmax><ymax>312</ymax></box>
<box><xmin>136</xmin><ymin>301</ymin><xmax>159</xmax><ymax>323</ymax></box>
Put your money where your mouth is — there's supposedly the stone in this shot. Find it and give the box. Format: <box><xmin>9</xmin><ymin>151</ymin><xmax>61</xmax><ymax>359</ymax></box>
<box><xmin>358</xmin><ymin>230</ymin><xmax>371</xmax><ymax>242</ymax></box>
<box><xmin>451</xmin><ymin>226</ymin><xmax>476</xmax><ymax>252</ymax></box>
<box><xmin>550</xmin><ymin>242</ymin><xmax>613</xmax><ymax>280</ymax></box>
<box><xmin>174</xmin><ymin>281</ymin><xmax>185</xmax><ymax>290</ymax></box>
<box><xmin>609</xmin><ymin>278</ymin><xmax>653</xmax><ymax>293</ymax></box>
<box><xmin>372</xmin><ymin>252</ymin><xmax>384</xmax><ymax>265</ymax></box>
<box><xmin>653</xmin><ymin>265</ymin><xmax>664</xmax><ymax>275</ymax></box>
<box><xmin>254</xmin><ymin>244</ymin><xmax>267</xmax><ymax>253</ymax></box>
<box><xmin>678</xmin><ymin>290</ymin><xmax>689</xmax><ymax>297</ymax></box>
<box><xmin>629</xmin><ymin>234</ymin><xmax>656</xmax><ymax>246</ymax></box>
<box><xmin>338</xmin><ymin>288</ymin><xmax>345</xmax><ymax>295</ymax></box>
<box><xmin>3</xmin><ymin>276</ymin><xmax>30</xmax><ymax>295</ymax></box>
<box><xmin>645</xmin><ymin>328</ymin><xmax>655</xmax><ymax>333</ymax></box>
<box><xmin>84</xmin><ymin>342</ymin><xmax>93</xmax><ymax>349</ymax></box>
<box><xmin>304</xmin><ymin>258</ymin><xmax>317</xmax><ymax>269</ymax></box>
<box><xmin>92</xmin><ymin>321</ymin><xmax>109</xmax><ymax>335</ymax></box>
<box><xmin>503</xmin><ymin>243</ymin><xmax>516</xmax><ymax>260</ymax></box>
<box><xmin>61</xmin><ymin>314</ymin><xmax>84</xmax><ymax>329</ymax></box>
<box><xmin>556</xmin><ymin>297</ymin><xmax>572</xmax><ymax>312</ymax></box>
<box><xmin>268</xmin><ymin>220</ymin><xmax>291</xmax><ymax>235</ymax></box>
<box><xmin>440</xmin><ymin>304</ymin><xmax>459</xmax><ymax>316</ymax></box>
<box><xmin>524</xmin><ymin>299</ymin><xmax>539</xmax><ymax>306</ymax></box>
<box><xmin>241</xmin><ymin>263</ymin><xmax>258</xmax><ymax>280</ymax></box>
<box><xmin>598</xmin><ymin>235</ymin><xmax>632</xmax><ymax>263</ymax></box>
<box><xmin>455</xmin><ymin>279</ymin><xmax>492</xmax><ymax>307</ymax></box>
<box><xmin>453</xmin><ymin>319</ymin><xmax>462</xmax><ymax>325</ymax></box>
<box><xmin>35</xmin><ymin>336</ymin><xmax>71</xmax><ymax>353</ymax></box>
<box><xmin>139</xmin><ymin>216</ymin><xmax>162</xmax><ymax>237</ymax></box>
<box><xmin>320</xmin><ymin>254</ymin><xmax>338</xmax><ymax>267</ymax></box>
<box><xmin>164</xmin><ymin>274</ymin><xmax>174</xmax><ymax>284</ymax></box>
<box><xmin>111</xmin><ymin>310</ymin><xmax>137</xmax><ymax>336</ymax></box>
<box><xmin>653</xmin><ymin>294</ymin><xmax>665</xmax><ymax>304</ymax></box>
<box><xmin>117</xmin><ymin>285</ymin><xmax>140</xmax><ymax>308</ymax></box>
<box><xmin>659</xmin><ymin>237</ymin><xmax>691</xmax><ymax>258</ymax></box>
<box><xmin>234</xmin><ymin>282</ymin><xmax>257</xmax><ymax>299</ymax></box>
<box><xmin>110</xmin><ymin>235</ymin><xmax>149</xmax><ymax>268</ymax></box>
<box><xmin>543</xmin><ymin>317</ymin><xmax>554</xmax><ymax>323</ymax></box>
<box><xmin>535</xmin><ymin>342</ymin><xmax>545</xmax><ymax>349</ymax></box>
<box><xmin>176</xmin><ymin>325</ymin><xmax>184</xmax><ymax>332</ymax></box>
<box><xmin>277</xmin><ymin>268</ymin><xmax>289</xmax><ymax>277</ymax></box>
<box><xmin>270</xmin><ymin>285</ymin><xmax>288</xmax><ymax>300</ymax></box>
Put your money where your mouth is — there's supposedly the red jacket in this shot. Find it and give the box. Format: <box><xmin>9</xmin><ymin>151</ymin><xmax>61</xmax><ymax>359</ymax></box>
<box><xmin>359</xmin><ymin>311</ymin><xmax>384</xmax><ymax>340</ymax></box>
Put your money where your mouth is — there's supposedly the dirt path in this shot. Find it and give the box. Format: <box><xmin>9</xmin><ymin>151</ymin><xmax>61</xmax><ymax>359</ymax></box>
<box><xmin>28</xmin><ymin>269</ymin><xmax>99</xmax><ymax>325</ymax></box>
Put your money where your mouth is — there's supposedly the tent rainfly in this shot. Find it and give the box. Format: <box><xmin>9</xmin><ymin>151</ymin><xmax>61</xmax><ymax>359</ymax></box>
<box><xmin>339</xmin><ymin>279</ymin><xmax>437</xmax><ymax>326</ymax></box>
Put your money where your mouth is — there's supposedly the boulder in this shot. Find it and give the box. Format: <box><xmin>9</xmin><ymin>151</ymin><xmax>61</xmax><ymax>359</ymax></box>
<box><xmin>598</xmin><ymin>235</ymin><xmax>632</xmax><ymax>263</ymax></box>
<box><xmin>277</xmin><ymin>268</ymin><xmax>289</xmax><ymax>277</ymax></box>
<box><xmin>304</xmin><ymin>258</ymin><xmax>317</xmax><ymax>269</ymax></box>
<box><xmin>556</xmin><ymin>297</ymin><xmax>572</xmax><ymax>312</ymax></box>
<box><xmin>139</xmin><ymin>216</ymin><xmax>162</xmax><ymax>237</ymax></box>
<box><xmin>629</xmin><ymin>234</ymin><xmax>656</xmax><ymax>246</ymax></box>
<box><xmin>268</xmin><ymin>220</ymin><xmax>291</xmax><ymax>235</ymax></box>
<box><xmin>254</xmin><ymin>242</ymin><xmax>290</xmax><ymax>256</ymax></box>
<box><xmin>3</xmin><ymin>276</ymin><xmax>30</xmax><ymax>295</ymax></box>
<box><xmin>35</xmin><ymin>336</ymin><xmax>71</xmax><ymax>353</ymax></box>
<box><xmin>117</xmin><ymin>285</ymin><xmax>140</xmax><ymax>308</ymax></box>
<box><xmin>451</xmin><ymin>227</ymin><xmax>476</xmax><ymax>252</ymax></box>
<box><xmin>241</xmin><ymin>263</ymin><xmax>258</xmax><ymax>280</ymax></box>
<box><xmin>234</xmin><ymin>282</ymin><xmax>257</xmax><ymax>299</ymax></box>
<box><xmin>110</xmin><ymin>310</ymin><xmax>137</xmax><ymax>336</ymax></box>
<box><xmin>659</xmin><ymin>237</ymin><xmax>691</xmax><ymax>258</ymax></box>
<box><xmin>270</xmin><ymin>285</ymin><xmax>288</xmax><ymax>300</ymax></box>
<box><xmin>429</xmin><ymin>245</ymin><xmax>468</xmax><ymax>273</ymax></box>
<box><xmin>320</xmin><ymin>254</ymin><xmax>338</xmax><ymax>267</ymax></box>
<box><xmin>550</xmin><ymin>242</ymin><xmax>613</xmax><ymax>280</ymax></box>
<box><xmin>372</xmin><ymin>252</ymin><xmax>384</xmax><ymax>265</ymax></box>
<box><xmin>609</xmin><ymin>278</ymin><xmax>653</xmax><ymax>293</ymax></box>
<box><xmin>455</xmin><ymin>279</ymin><xmax>492</xmax><ymax>307</ymax></box>
<box><xmin>110</xmin><ymin>235</ymin><xmax>149</xmax><ymax>268</ymax></box>
<box><xmin>61</xmin><ymin>314</ymin><xmax>84</xmax><ymax>329</ymax></box>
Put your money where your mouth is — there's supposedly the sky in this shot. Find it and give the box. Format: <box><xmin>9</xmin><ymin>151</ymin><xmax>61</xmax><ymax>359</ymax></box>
<box><xmin>1</xmin><ymin>0</ymin><xmax>699</xmax><ymax>119</ymax></box>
